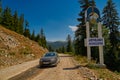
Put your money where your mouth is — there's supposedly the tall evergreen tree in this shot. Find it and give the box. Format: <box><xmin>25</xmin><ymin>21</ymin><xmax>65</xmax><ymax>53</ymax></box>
<box><xmin>31</xmin><ymin>30</ymin><xmax>35</xmax><ymax>40</ymax></box>
<box><xmin>1</xmin><ymin>7</ymin><xmax>12</xmax><ymax>29</ymax></box>
<box><xmin>102</xmin><ymin>0</ymin><xmax>120</xmax><ymax>48</ymax></box>
<box><xmin>24</xmin><ymin>20</ymin><xmax>30</xmax><ymax>38</ymax></box>
<box><xmin>19</xmin><ymin>14</ymin><xmax>24</xmax><ymax>34</ymax></box>
<box><xmin>66</xmin><ymin>34</ymin><xmax>73</xmax><ymax>52</ymax></box>
<box><xmin>74</xmin><ymin>0</ymin><xmax>96</xmax><ymax>55</ymax></box>
<box><xmin>40</xmin><ymin>28</ymin><xmax>44</xmax><ymax>38</ymax></box>
<box><xmin>61</xmin><ymin>46</ymin><xmax>65</xmax><ymax>53</ymax></box>
<box><xmin>102</xmin><ymin>0</ymin><xmax>120</xmax><ymax>71</ymax></box>
<box><xmin>39</xmin><ymin>28</ymin><xmax>47</xmax><ymax>48</ymax></box>
<box><xmin>13</xmin><ymin>11</ymin><xmax>19</xmax><ymax>32</ymax></box>
<box><xmin>36</xmin><ymin>28</ymin><xmax>47</xmax><ymax>48</ymax></box>
<box><xmin>35</xmin><ymin>34</ymin><xmax>40</xmax><ymax>42</ymax></box>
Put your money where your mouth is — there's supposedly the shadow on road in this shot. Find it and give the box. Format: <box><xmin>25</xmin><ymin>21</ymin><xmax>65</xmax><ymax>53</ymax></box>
<box><xmin>63</xmin><ymin>65</ymin><xmax>80</xmax><ymax>70</ymax></box>
<box><xmin>9</xmin><ymin>65</ymin><xmax>43</xmax><ymax>80</ymax></box>
<box><xmin>39</xmin><ymin>66</ymin><xmax>56</xmax><ymax>69</ymax></box>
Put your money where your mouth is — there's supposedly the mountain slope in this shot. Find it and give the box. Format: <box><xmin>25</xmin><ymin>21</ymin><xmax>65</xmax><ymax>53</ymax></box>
<box><xmin>0</xmin><ymin>25</ymin><xmax>47</xmax><ymax>69</ymax></box>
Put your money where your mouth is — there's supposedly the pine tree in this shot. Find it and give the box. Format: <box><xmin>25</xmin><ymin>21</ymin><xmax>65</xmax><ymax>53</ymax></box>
<box><xmin>102</xmin><ymin>0</ymin><xmax>119</xmax><ymax>48</ymax></box>
<box><xmin>37</xmin><ymin>28</ymin><xmax>47</xmax><ymax>48</ymax></box>
<box><xmin>102</xmin><ymin>0</ymin><xmax>120</xmax><ymax>71</ymax></box>
<box><xmin>74</xmin><ymin>0</ymin><xmax>96</xmax><ymax>55</ymax></box>
<box><xmin>31</xmin><ymin>30</ymin><xmax>35</xmax><ymax>40</ymax></box>
<box><xmin>40</xmin><ymin>28</ymin><xmax>47</xmax><ymax>48</ymax></box>
<box><xmin>23</xmin><ymin>20</ymin><xmax>30</xmax><ymax>38</ymax></box>
<box><xmin>35</xmin><ymin>34</ymin><xmax>40</xmax><ymax>42</ymax></box>
<box><xmin>61</xmin><ymin>46</ymin><xmax>65</xmax><ymax>53</ymax></box>
<box><xmin>1</xmin><ymin>7</ymin><xmax>12</xmax><ymax>29</ymax></box>
<box><xmin>66</xmin><ymin>34</ymin><xmax>73</xmax><ymax>52</ymax></box>
<box><xmin>19</xmin><ymin>14</ymin><xmax>24</xmax><ymax>34</ymax></box>
<box><xmin>13</xmin><ymin>11</ymin><xmax>19</xmax><ymax>32</ymax></box>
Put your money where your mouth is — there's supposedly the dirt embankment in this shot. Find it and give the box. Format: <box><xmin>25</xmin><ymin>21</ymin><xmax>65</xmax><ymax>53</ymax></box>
<box><xmin>0</xmin><ymin>25</ymin><xmax>47</xmax><ymax>69</ymax></box>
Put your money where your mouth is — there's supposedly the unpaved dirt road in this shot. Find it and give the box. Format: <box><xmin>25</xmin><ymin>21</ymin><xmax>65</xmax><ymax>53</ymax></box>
<box><xmin>31</xmin><ymin>54</ymin><xmax>84</xmax><ymax>80</ymax></box>
<box><xmin>0</xmin><ymin>54</ymin><xmax>86</xmax><ymax>80</ymax></box>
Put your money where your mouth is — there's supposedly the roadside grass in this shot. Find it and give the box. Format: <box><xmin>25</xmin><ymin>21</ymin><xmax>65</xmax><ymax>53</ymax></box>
<box><xmin>93</xmin><ymin>68</ymin><xmax>120</xmax><ymax>80</ymax></box>
<box><xmin>73</xmin><ymin>55</ymin><xmax>120</xmax><ymax>80</ymax></box>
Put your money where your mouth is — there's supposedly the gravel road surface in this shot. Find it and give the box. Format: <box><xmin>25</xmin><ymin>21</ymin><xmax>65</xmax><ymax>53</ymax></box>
<box><xmin>0</xmin><ymin>59</ymin><xmax>39</xmax><ymax>80</ymax></box>
<box><xmin>0</xmin><ymin>54</ymin><xmax>91</xmax><ymax>80</ymax></box>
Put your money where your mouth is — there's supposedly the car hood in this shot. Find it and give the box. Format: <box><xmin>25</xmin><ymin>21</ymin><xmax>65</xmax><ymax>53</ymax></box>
<box><xmin>40</xmin><ymin>57</ymin><xmax>55</xmax><ymax>60</ymax></box>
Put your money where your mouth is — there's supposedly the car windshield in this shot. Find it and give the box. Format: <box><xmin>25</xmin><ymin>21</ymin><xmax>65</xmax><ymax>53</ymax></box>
<box><xmin>44</xmin><ymin>52</ymin><xmax>56</xmax><ymax>57</ymax></box>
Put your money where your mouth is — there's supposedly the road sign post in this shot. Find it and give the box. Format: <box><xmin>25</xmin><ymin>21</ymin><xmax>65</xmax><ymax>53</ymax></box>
<box><xmin>98</xmin><ymin>22</ymin><xmax>104</xmax><ymax>65</ymax></box>
<box><xmin>86</xmin><ymin>22</ymin><xmax>91</xmax><ymax>62</ymax></box>
<box><xmin>85</xmin><ymin>6</ymin><xmax>105</xmax><ymax>66</ymax></box>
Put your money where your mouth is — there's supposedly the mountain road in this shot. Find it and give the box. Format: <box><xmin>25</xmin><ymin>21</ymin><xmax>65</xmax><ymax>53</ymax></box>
<box><xmin>0</xmin><ymin>54</ymin><xmax>91</xmax><ymax>80</ymax></box>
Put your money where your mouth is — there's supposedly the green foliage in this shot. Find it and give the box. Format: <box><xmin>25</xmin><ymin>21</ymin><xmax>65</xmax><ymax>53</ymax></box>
<box><xmin>0</xmin><ymin>5</ymin><xmax>31</xmax><ymax>39</ymax></box>
<box><xmin>66</xmin><ymin>34</ymin><xmax>73</xmax><ymax>52</ymax></box>
<box><xmin>1</xmin><ymin>7</ymin><xmax>12</xmax><ymax>29</ymax></box>
<box><xmin>0</xmin><ymin>2</ymin><xmax>47</xmax><ymax>50</ymax></box>
<box><xmin>35</xmin><ymin>34</ymin><xmax>40</xmax><ymax>42</ymax></box>
<box><xmin>74</xmin><ymin>0</ymin><xmax>96</xmax><ymax>55</ymax></box>
<box><xmin>61</xmin><ymin>46</ymin><xmax>65</xmax><ymax>53</ymax></box>
<box><xmin>23</xmin><ymin>20</ymin><xmax>31</xmax><ymax>38</ymax></box>
<box><xmin>30</xmin><ymin>30</ymin><xmax>35</xmax><ymax>40</ymax></box>
<box><xmin>34</xmin><ymin>28</ymin><xmax>47</xmax><ymax>48</ymax></box>
<box><xmin>39</xmin><ymin>28</ymin><xmax>47</xmax><ymax>48</ymax></box>
<box><xmin>13</xmin><ymin>11</ymin><xmax>19</xmax><ymax>32</ymax></box>
<box><xmin>18</xmin><ymin>14</ymin><xmax>24</xmax><ymax>35</ymax></box>
<box><xmin>102</xmin><ymin>0</ymin><xmax>120</xmax><ymax>72</ymax></box>
<box><xmin>102</xmin><ymin>0</ymin><xmax>119</xmax><ymax>47</ymax></box>
<box><xmin>56</xmin><ymin>47</ymin><xmax>62</xmax><ymax>53</ymax></box>
<box><xmin>1</xmin><ymin>7</ymin><xmax>25</xmax><ymax>35</ymax></box>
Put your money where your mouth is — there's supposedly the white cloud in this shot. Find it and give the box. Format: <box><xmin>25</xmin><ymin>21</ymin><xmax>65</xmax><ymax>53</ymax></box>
<box><xmin>69</xmin><ymin>25</ymin><xmax>78</xmax><ymax>32</ymax></box>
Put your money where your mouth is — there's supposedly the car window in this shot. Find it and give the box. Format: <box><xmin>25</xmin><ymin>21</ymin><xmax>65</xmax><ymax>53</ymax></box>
<box><xmin>44</xmin><ymin>53</ymin><xmax>56</xmax><ymax>57</ymax></box>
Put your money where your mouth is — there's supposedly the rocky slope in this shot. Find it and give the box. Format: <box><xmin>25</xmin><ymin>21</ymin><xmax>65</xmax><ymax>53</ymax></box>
<box><xmin>0</xmin><ymin>25</ymin><xmax>47</xmax><ymax>69</ymax></box>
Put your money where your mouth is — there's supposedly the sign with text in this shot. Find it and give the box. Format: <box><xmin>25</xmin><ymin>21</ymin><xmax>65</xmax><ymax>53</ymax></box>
<box><xmin>87</xmin><ymin>38</ymin><xmax>104</xmax><ymax>46</ymax></box>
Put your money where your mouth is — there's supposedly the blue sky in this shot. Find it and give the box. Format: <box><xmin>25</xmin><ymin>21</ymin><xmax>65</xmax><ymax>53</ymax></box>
<box><xmin>2</xmin><ymin>0</ymin><xmax>120</xmax><ymax>41</ymax></box>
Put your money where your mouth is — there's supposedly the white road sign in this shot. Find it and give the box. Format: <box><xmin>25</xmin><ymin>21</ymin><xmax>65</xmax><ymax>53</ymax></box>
<box><xmin>87</xmin><ymin>38</ymin><xmax>105</xmax><ymax>46</ymax></box>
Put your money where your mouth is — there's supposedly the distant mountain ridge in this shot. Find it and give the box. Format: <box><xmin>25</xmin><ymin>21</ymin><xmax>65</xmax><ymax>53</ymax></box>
<box><xmin>47</xmin><ymin>41</ymin><xmax>67</xmax><ymax>50</ymax></box>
